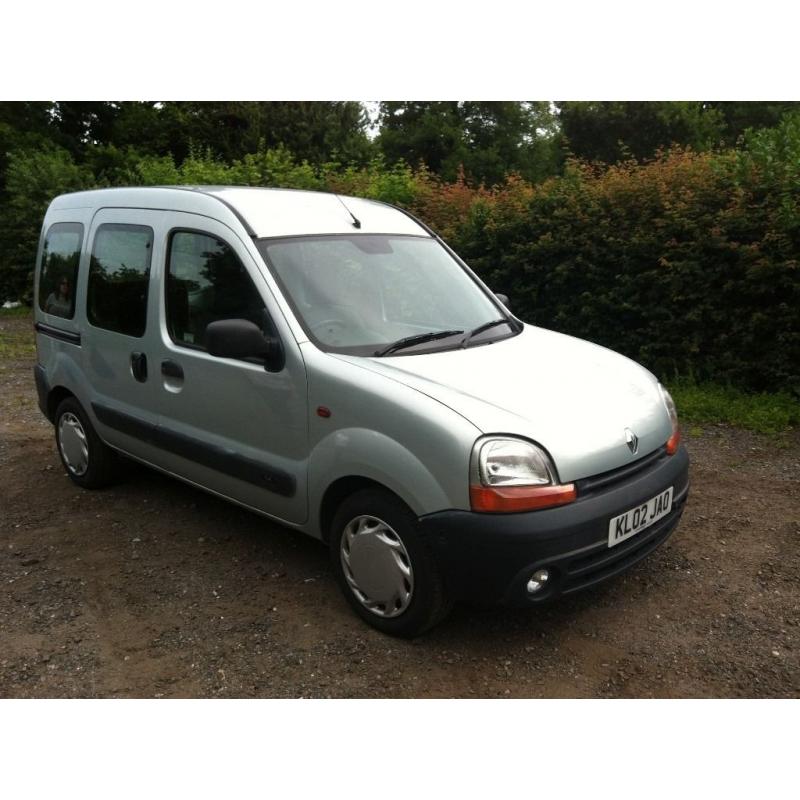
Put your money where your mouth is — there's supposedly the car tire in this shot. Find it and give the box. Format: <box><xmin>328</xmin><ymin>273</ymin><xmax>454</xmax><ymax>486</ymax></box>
<box><xmin>54</xmin><ymin>396</ymin><xmax>120</xmax><ymax>489</ymax></box>
<box><xmin>329</xmin><ymin>487</ymin><xmax>453</xmax><ymax>637</ymax></box>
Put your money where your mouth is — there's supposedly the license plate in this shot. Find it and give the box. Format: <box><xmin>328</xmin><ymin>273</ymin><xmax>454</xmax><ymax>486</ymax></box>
<box><xmin>608</xmin><ymin>486</ymin><xmax>673</xmax><ymax>548</ymax></box>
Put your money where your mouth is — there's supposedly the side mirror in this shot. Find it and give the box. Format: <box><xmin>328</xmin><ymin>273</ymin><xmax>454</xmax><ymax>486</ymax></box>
<box><xmin>495</xmin><ymin>293</ymin><xmax>510</xmax><ymax>310</ymax></box>
<box><xmin>204</xmin><ymin>319</ymin><xmax>285</xmax><ymax>372</ymax></box>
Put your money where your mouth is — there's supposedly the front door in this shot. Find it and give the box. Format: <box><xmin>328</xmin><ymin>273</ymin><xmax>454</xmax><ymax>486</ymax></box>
<box><xmin>149</xmin><ymin>213</ymin><xmax>309</xmax><ymax>524</ymax></box>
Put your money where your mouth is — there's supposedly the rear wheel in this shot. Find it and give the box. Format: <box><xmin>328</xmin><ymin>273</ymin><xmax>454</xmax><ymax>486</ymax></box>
<box><xmin>329</xmin><ymin>488</ymin><xmax>453</xmax><ymax>637</ymax></box>
<box><xmin>54</xmin><ymin>396</ymin><xmax>120</xmax><ymax>489</ymax></box>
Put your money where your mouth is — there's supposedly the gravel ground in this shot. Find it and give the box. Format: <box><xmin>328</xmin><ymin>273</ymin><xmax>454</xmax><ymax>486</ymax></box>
<box><xmin>1</xmin><ymin>312</ymin><xmax>798</xmax><ymax>697</ymax></box>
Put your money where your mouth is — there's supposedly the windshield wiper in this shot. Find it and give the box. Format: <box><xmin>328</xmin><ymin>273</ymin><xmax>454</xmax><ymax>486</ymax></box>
<box><xmin>374</xmin><ymin>329</ymin><xmax>464</xmax><ymax>357</ymax></box>
<box><xmin>460</xmin><ymin>319</ymin><xmax>511</xmax><ymax>348</ymax></box>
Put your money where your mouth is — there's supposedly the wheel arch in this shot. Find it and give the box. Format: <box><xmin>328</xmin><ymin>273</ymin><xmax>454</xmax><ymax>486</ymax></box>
<box><xmin>47</xmin><ymin>385</ymin><xmax>76</xmax><ymax>422</ymax></box>
<box><xmin>319</xmin><ymin>475</ymin><xmax>399</xmax><ymax>544</ymax></box>
<box><xmin>309</xmin><ymin>427</ymin><xmax>457</xmax><ymax>542</ymax></box>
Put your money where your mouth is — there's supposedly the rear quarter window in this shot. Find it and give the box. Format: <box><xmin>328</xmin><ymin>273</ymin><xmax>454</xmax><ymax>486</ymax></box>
<box><xmin>38</xmin><ymin>222</ymin><xmax>84</xmax><ymax>319</ymax></box>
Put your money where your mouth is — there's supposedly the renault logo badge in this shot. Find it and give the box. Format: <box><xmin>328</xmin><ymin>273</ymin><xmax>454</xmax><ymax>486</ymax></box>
<box><xmin>625</xmin><ymin>428</ymin><xmax>639</xmax><ymax>455</ymax></box>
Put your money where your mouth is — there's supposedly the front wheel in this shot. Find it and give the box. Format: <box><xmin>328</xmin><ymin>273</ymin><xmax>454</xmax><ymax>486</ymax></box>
<box><xmin>329</xmin><ymin>488</ymin><xmax>453</xmax><ymax>637</ymax></box>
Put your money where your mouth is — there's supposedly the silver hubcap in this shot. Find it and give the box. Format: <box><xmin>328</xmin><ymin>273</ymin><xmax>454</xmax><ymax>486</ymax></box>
<box><xmin>58</xmin><ymin>412</ymin><xmax>89</xmax><ymax>476</ymax></box>
<box><xmin>340</xmin><ymin>515</ymin><xmax>414</xmax><ymax>618</ymax></box>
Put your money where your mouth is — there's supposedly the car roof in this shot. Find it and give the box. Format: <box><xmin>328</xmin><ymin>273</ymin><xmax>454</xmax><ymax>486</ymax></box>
<box><xmin>48</xmin><ymin>186</ymin><xmax>430</xmax><ymax>239</ymax></box>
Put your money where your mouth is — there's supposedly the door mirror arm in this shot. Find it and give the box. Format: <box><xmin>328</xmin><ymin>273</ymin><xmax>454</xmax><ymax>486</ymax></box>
<box><xmin>263</xmin><ymin>334</ymin><xmax>285</xmax><ymax>373</ymax></box>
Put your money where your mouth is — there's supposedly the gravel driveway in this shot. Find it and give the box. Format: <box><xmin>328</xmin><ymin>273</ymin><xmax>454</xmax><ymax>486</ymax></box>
<box><xmin>1</xmin><ymin>312</ymin><xmax>798</xmax><ymax>697</ymax></box>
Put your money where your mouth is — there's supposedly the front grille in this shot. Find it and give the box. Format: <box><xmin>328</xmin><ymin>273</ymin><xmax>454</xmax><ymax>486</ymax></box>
<box><xmin>576</xmin><ymin>445</ymin><xmax>668</xmax><ymax>496</ymax></box>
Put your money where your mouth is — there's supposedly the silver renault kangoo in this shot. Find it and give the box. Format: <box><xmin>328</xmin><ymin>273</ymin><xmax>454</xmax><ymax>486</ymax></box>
<box><xmin>33</xmin><ymin>187</ymin><xmax>689</xmax><ymax>636</ymax></box>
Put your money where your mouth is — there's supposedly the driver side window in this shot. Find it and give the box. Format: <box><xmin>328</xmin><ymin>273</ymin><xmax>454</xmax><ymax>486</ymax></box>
<box><xmin>166</xmin><ymin>230</ymin><xmax>265</xmax><ymax>348</ymax></box>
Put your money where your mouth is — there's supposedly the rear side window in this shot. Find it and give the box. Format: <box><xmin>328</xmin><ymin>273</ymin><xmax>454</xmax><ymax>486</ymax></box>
<box><xmin>38</xmin><ymin>222</ymin><xmax>83</xmax><ymax>319</ymax></box>
<box><xmin>87</xmin><ymin>224</ymin><xmax>153</xmax><ymax>337</ymax></box>
<box><xmin>166</xmin><ymin>230</ymin><xmax>265</xmax><ymax>348</ymax></box>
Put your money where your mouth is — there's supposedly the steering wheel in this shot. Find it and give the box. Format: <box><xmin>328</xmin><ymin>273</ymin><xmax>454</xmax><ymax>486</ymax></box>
<box><xmin>311</xmin><ymin>319</ymin><xmax>349</xmax><ymax>340</ymax></box>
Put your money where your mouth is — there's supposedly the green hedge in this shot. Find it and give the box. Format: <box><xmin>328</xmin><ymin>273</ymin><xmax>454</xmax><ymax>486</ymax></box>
<box><xmin>2</xmin><ymin>118</ymin><xmax>799</xmax><ymax>394</ymax></box>
<box><xmin>436</xmin><ymin>124</ymin><xmax>800</xmax><ymax>394</ymax></box>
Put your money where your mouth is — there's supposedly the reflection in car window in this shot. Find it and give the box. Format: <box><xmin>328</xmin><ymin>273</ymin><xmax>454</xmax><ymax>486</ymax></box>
<box><xmin>38</xmin><ymin>222</ymin><xmax>83</xmax><ymax>319</ymax></box>
<box><xmin>259</xmin><ymin>235</ymin><xmax>510</xmax><ymax>355</ymax></box>
<box><xmin>87</xmin><ymin>224</ymin><xmax>153</xmax><ymax>337</ymax></box>
<box><xmin>166</xmin><ymin>231</ymin><xmax>265</xmax><ymax>349</ymax></box>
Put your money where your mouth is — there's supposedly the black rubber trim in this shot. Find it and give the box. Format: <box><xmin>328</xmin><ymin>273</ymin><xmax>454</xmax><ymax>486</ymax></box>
<box><xmin>92</xmin><ymin>403</ymin><xmax>156</xmax><ymax>442</ymax></box>
<box><xmin>156</xmin><ymin>426</ymin><xmax>294</xmax><ymax>496</ymax></box>
<box><xmin>34</xmin><ymin>322</ymin><xmax>81</xmax><ymax>346</ymax></box>
<box><xmin>33</xmin><ymin>365</ymin><xmax>50</xmax><ymax>419</ymax></box>
<box><xmin>91</xmin><ymin>402</ymin><xmax>295</xmax><ymax>497</ymax></box>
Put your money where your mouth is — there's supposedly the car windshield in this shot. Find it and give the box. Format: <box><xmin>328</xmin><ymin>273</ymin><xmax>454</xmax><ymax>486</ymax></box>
<box><xmin>257</xmin><ymin>234</ymin><xmax>516</xmax><ymax>356</ymax></box>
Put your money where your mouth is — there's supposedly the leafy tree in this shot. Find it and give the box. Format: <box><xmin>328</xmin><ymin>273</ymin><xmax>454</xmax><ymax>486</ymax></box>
<box><xmin>82</xmin><ymin>143</ymin><xmax>151</xmax><ymax>187</ymax></box>
<box><xmin>1</xmin><ymin>101</ymin><xmax>374</xmax><ymax>182</ymax></box>
<box><xmin>0</xmin><ymin>102</ymin><xmax>56</xmax><ymax>193</ymax></box>
<box><xmin>377</xmin><ymin>101</ymin><xmax>561</xmax><ymax>185</ymax></box>
<box><xmin>106</xmin><ymin>102</ymin><xmax>177</xmax><ymax>157</ymax></box>
<box><xmin>129</xmin><ymin>102</ymin><xmax>374</xmax><ymax>166</ymax></box>
<box><xmin>51</xmin><ymin>102</ymin><xmax>121</xmax><ymax>155</ymax></box>
<box><xmin>708</xmin><ymin>101</ymin><xmax>800</xmax><ymax>145</ymax></box>
<box><xmin>460</xmin><ymin>101</ymin><xmax>562</xmax><ymax>184</ymax></box>
<box><xmin>0</xmin><ymin>147</ymin><xmax>93</xmax><ymax>302</ymax></box>
<box><xmin>556</xmin><ymin>101</ymin><xmax>800</xmax><ymax>164</ymax></box>
<box><xmin>377</xmin><ymin>102</ymin><xmax>464</xmax><ymax>178</ymax></box>
<box><xmin>556</xmin><ymin>101</ymin><xmax>726</xmax><ymax>163</ymax></box>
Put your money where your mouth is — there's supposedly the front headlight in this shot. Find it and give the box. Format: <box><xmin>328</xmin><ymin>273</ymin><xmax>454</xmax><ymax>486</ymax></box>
<box><xmin>658</xmin><ymin>384</ymin><xmax>681</xmax><ymax>454</ymax></box>
<box><xmin>469</xmin><ymin>436</ymin><xmax>576</xmax><ymax>513</ymax></box>
<box><xmin>477</xmin><ymin>438</ymin><xmax>553</xmax><ymax>487</ymax></box>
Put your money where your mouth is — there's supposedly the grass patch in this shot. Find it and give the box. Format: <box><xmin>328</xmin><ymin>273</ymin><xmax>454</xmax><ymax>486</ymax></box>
<box><xmin>0</xmin><ymin>307</ymin><xmax>35</xmax><ymax>359</ymax></box>
<box><xmin>0</xmin><ymin>304</ymin><xmax>32</xmax><ymax>318</ymax></box>
<box><xmin>669</xmin><ymin>380</ymin><xmax>799</xmax><ymax>435</ymax></box>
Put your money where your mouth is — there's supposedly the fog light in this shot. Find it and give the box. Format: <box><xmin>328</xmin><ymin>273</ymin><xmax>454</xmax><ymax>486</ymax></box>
<box><xmin>526</xmin><ymin>569</ymin><xmax>550</xmax><ymax>594</ymax></box>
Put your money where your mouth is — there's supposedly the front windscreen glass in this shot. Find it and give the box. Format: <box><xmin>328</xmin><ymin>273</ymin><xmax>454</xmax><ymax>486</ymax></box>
<box><xmin>257</xmin><ymin>235</ymin><xmax>516</xmax><ymax>356</ymax></box>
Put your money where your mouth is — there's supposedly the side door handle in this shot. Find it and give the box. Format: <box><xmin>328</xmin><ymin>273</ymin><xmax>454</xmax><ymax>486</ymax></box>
<box><xmin>130</xmin><ymin>352</ymin><xmax>148</xmax><ymax>382</ymax></box>
<box><xmin>161</xmin><ymin>360</ymin><xmax>184</xmax><ymax>380</ymax></box>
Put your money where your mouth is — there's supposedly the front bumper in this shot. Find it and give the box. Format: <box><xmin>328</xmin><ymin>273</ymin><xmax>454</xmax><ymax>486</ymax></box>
<box><xmin>418</xmin><ymin>444</ymin><xmax>690</xmax><ymax>607</ymax></box>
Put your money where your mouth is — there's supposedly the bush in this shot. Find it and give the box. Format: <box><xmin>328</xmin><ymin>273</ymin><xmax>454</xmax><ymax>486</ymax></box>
<box><xmin>1</xmin><ymin>128</ymin><xmax>798</xmax><ymax>396</ymax></box>
<box><xmin>0</xmin><ymin>147</ymin><xmax>93</xmax><ymax>303</ymax></box>
<box><xmin>426</xmin><ymin>144</ymin><xmax>800</xmax><ymax>394</ymax></box>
